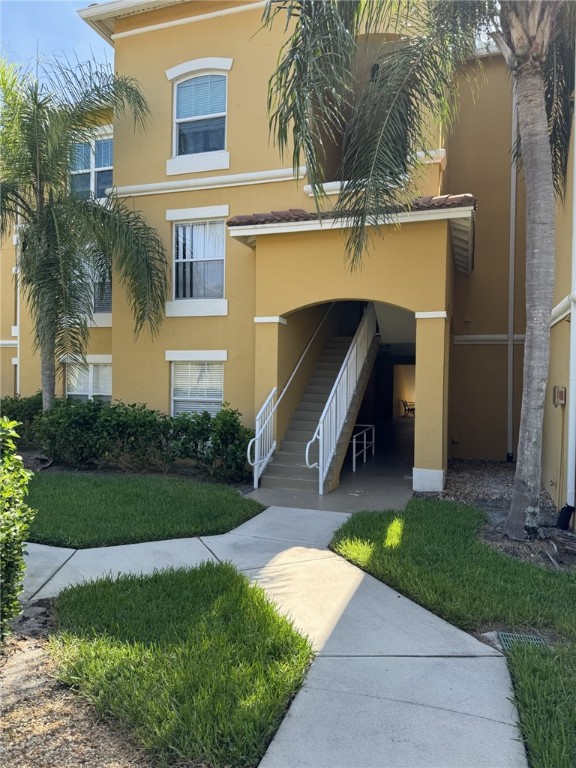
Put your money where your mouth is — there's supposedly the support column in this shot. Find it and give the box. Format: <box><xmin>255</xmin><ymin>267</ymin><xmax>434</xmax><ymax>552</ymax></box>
<box><xmin>253</xmin><ymin>318</ymin><xmax>284</xmax><ymax>415</ymax></box>
<box><xmin>413</xmin><ymin>311</ymin><xmax>450</xmax><ymax>492</ymax></box>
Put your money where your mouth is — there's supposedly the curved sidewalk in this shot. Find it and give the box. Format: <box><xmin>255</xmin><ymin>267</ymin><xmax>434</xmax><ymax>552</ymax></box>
<box><xmin>23</xmin><ymin>506</ymin><xmax>528</xmax><ymax>768</ymax></box>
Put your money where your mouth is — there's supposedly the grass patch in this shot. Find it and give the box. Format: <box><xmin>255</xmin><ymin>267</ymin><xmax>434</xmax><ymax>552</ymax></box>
<box><xmin>51</xmin><ymin>563</ymin><xmax>313</xmax><ymax>768</ymax></box>
<box><xmin>28</xmin><ymin>472</ymin><xmax>264</xmax><ymax>548</ymax></box>
<box><xmin>330</xmin><ymin>498</ymin><xmax>576</xmax><ymax>768</ymax></box>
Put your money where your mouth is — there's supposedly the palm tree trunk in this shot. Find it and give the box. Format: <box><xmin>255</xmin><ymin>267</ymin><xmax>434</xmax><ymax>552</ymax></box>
<box><xmin>505</xmin><ymin>60</ymin><xmax>556</xmax><ymax>540</ymax></box>
<box><xmin>40</xmin><ymin>344</ymin><xmax>56</xmax><ymax>411</ymax></box>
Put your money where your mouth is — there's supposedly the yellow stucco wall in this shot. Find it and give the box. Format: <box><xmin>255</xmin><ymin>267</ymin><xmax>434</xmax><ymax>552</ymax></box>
<box><xmin>543</xmin><ymin>319</ymin><xmax>570</xmax><ymax>509</ymax></box>
<box><xmin>445</xmin><ymin>56</ymin><xmax>526</xmax><ymax>460</ymax></box>
<box><xmin>9</xmin><ymin>0</ymin><xmax>569</xmax><ymax>489</ymax></box>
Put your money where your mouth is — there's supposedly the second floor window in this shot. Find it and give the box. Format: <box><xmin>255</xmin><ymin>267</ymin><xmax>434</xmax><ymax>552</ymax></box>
<box><xmin>70</xmin><ymin>136</ymin><xmax>113</xmax><ymax>200</ymax></box>
<box><xmin>174</xmin><ymin>221</ymin><xmax>225</xmax><ymax>299</ymax></box>
<box><xmin>175</xmin><ymin>75</ymin><xmax>226</xmax><ymax>156</ymax></box>
<box><xmin>93</xmin><ymin>280</ymin><xmax>112</xmax><ymax>313</ymax></box>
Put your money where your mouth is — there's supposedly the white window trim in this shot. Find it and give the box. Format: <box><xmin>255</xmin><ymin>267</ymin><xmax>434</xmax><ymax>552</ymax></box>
<box><xmin>165</xmin><ymin>58</ymin><xmax>233</xmax><ymax>82</ymax></box>
<box><xmin>165</xmin><ymin>299</ymin><xmax>228</xmax><ymax>317</ymax></box>
<box><xmin>166</xmin><ymin>205</ymin><xmax>229</xmax><ymax>221</ymax></box>
<box><xmin>167</xmin><ymin>61</ymin><xmax>232</xmax><ymax>176</ymax></box>
<box><xmin>165</xmin><ymin>350</ymin><xmax>227</xmax><ymax>362</ymax></box>
<box><xmin>63</xmin><ymin>355</ymin><xmax>112</xmax><ymax>364</ymax></box>
<box><xmin>70</xmin><ymin>127</ymin><xmax>113</xmax><ymax>200</ymax></box>
<box><xmin>89</xmin><ymin>313</ymin><xmax>112</xmax><ymax>328</ymax></box>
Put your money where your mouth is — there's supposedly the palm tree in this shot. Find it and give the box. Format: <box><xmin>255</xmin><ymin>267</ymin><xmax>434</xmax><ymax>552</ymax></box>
<box><xmin>0</xmin><ymin>58</ymin><xmax>168</xmax><ymax>411</ymax></box>
<box><xmin>265</xmin><ymin>0</ymin><xmax>575</xmax><ymax>539</ymax></box>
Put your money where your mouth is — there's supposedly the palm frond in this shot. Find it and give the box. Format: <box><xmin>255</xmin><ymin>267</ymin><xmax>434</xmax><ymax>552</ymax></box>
<box><xmin>45</xmin><ymin>57</ymin><xmax>150</xmax><ymax>134</ymax></box>
<box><xmin>71</xmin><ymin>195</ymin><xmax>168</xmax><ymax>337</ymax></box>
<box><xmin>18</xmin><ymin>202</ymin><xmax>93</xmax><ymax>373</ymax></box>
<box><xmin>338</xmin><ymin>2</ymin><xmax>483</xmax><ymax>265</ymax></box>
<box><xmin>265</xmin><ymin>0</ymin><xmax>363</xmax><ymax>193</ymax></box>
<box><xmin>543</xmin><ymin>20</ymin><xmax>575</xmax><ymax>199</ymax></box>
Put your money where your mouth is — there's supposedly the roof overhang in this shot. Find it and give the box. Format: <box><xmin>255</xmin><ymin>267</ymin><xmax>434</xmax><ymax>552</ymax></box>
<box><xmin>229</xmin><ymin>205</ymin><xmax>476</xmax><ymax>275</ymax></box>
<box><xmin>78</xmin><ymin>0</ymin><xmax>181</xmax><ymax>44</ymax></box>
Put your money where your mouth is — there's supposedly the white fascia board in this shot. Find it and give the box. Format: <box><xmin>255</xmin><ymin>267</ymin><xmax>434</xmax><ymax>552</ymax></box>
<box><xmin>165</xmin><ymin>349</ymin><xmax>227</xmax><ymax>362</ymax></box>
<box><xmin>229</xmin><ymin>206</ymin><xmax>475</xmax><ymax>239</ymax></box>
<box><xmin>111</xmin><ymin>1</ymin><xmax>267</xmax><ymax>40</ymax></box>
<box><xmin>166</xmin><ymin>205</ymin><xmax>229</xmax><ymax>222</ymax></box>
<box><xmin>166</xmin><ymin>58</ymin><xmax>233</xmax><ymax>81</ymax></box>
<box><xmin>0</xmin><ymin>340</ymin><xmax>18</xmax><ymax>348</ymax></box>
<box><xmin>551</xmin><ymin>292</ymin><xmax>576</xmax><ymax>326</ymax></box>
<box><xmin>115</xmin><ymin>166</ymin><xmax>306</xmax><ymax>198</ymax></box>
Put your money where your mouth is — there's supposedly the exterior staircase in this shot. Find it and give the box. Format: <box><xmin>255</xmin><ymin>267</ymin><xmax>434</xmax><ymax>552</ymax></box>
<box><xmin>260</xmin><ymin>335</ymin><xmax>375</xmax><ymax>492</ymax></box>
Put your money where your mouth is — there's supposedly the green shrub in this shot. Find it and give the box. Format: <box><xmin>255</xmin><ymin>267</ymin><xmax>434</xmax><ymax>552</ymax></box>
<box><xmin>206</xmin><ymin>406</ymin><xmax>254</xmax><ymax>482</ymax></box>
<box><xmin>100</xmin><ymin>403</ymin><xmax>172</xmax><ymax>470</ymax></box>
<box><xmin>34</xmin><ymin>399</ymin><xmax>253</xmax><ymax>482</ymax></box>
<box><xmin>0</xmin><ymin>392</ymin><xmax>43</xmax><ymax>445</ymax></box>
<box><xmin>35</xmin><ymin>399</ymin><xmax>108</xmax><ymax>465</ymax></box>
<box><xmin>0</xmin><ymin>418</ymin><xmax>36</xmax><ymax>640</ymax></box>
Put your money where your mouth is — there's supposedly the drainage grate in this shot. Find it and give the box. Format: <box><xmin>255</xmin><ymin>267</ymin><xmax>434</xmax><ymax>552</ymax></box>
<box><xmin>497</xmin><ymin>632</ymin><xmax>547</xmax><ymax>652</ymax></box>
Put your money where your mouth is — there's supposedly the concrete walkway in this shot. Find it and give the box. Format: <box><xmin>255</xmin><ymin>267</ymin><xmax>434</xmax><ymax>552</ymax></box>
<box><xmin>22</xmin><ymin>506</ymin><xmax>527</xmax><ymax>768</ymax></box>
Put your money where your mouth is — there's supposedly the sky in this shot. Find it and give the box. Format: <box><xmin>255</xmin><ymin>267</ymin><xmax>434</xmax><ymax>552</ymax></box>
<box><xmin>1</xmin><ymin>0</ymin><xmax>112</xmax><ymax>69</ymax></box>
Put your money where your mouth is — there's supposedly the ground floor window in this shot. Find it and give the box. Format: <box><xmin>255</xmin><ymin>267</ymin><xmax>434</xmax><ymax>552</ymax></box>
<box><xmin>172</xmin><ymin>361</ymin><xmax>223</xmax><ymax>416</ymax></box>
<box><xmin>67</xmin><ymin>363</ymin><xmax>112</xmax><ymax>402</ymax></box>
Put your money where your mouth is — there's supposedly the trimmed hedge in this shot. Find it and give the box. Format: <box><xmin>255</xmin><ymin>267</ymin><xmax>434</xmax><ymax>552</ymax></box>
<box><xmin>33</xmin><ymin>399</ymin><xmax>253</xmax><ymax>482</ymax></box>
<box><xmin>0</xmin><ymin>418</ymin><xmax>36</xmax><ymax>640</ymax></box>
<box><xmin>0</xmin><ymin>392</ymin><xmax>43</xmax><ymax>445</ymax></box>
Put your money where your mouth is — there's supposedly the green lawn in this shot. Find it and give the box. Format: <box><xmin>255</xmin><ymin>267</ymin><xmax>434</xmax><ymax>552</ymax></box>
<box><xmin>28</xmin><ymin>472</ymin><xmax>264</xmax><ymax>548</ymax></box>
<box><xmin>51</xmin><ymin>563</ymin><xmax>313</xmax><ymax>768</ymax></box>
<box><xmin>330</xmin><ymin>499</ymin><xmax>576</xmax><ymax>768</ymax></box>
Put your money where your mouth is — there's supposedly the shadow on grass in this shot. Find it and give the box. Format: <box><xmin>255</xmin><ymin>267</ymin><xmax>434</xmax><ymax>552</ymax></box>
<box><xmin>52</xmin><ymin>562</ymin><xmax>313</xmax><ymax>768</ymax></box>
<box><xmin>330</xmin><ymin>498</ymin><xmax>576</xmax><ymax>768</ymax></box>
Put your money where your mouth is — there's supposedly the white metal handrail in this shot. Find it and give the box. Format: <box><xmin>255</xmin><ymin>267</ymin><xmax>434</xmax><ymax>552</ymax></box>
<box><xmin>351</xmin><ymin>424</ymin><xmax>375</xmax><ymax>472</ymax></box>
<box><xmin>247</xmin><ymin>303</ymin><xmax>335</xmax><ymax>489</ymax></box>
<box><xmin>306</xmin><ymin>303</ymin><xmax>377</xmax><ymax>494</ymax></box>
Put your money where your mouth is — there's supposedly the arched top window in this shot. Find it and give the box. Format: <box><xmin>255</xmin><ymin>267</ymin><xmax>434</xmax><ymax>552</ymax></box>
<box><xmin>175</xmin><ymin>74</ymin><xmax>226</xmax><ymax>157</ymax></box>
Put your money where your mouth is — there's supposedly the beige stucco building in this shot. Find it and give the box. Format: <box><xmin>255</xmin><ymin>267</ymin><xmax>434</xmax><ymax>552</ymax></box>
<box><xmin>1</xmin><ymin>0</ymin><xmax>574</xmax><ymax>506</ymax></box>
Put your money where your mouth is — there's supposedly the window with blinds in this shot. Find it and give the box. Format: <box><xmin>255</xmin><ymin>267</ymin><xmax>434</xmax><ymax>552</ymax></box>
<box><xmin>174</xmin><ymin>220</ymin><xmax>225</xmax><ymax>299</ymax></box>
<box><xmin>67</xmin><ymin>363</ymin><xmax>112</xmax><ymax>402</ymax></box>
<box><xmin>172</xmin><ymin>362</ymin><xmax>223</xmax><ymax>416</ymax></box>
<box><xmin>70</xmin><ymin>135</ymin><xmax>113</xmax><ymax>200</ymax></box>
<box><xmin>175</xmin><ymin>74</ymin><xmax>226</xmax><ymax>156</ymax></box>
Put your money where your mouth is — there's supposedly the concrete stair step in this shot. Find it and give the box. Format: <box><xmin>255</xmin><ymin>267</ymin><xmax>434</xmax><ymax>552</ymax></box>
<box><xmin>295</xmin><ymin>401</ymin><xmax>324</xmax><ymax>413</ymax></box>
<box><xmin>272</xmin><ymin>451</ymin><xmax>312</xmax><ymax>466</ymax></box>
<box><xmin>265</xmin><ymin>463</ymin><xmax>312</xmax><ymax>478</ymax></box>
<box><xmin>284</xmin><ymin>427</ymin><xmax>316</xmax><ymax>441</ymax></box>
<box><xmin>279</xmin><ymin>439</ymin><xmax>310</xmax><ymax>453</ymax></box>
<box><xmin>261</xmin><ymin>475</ymin><xmax>317</xmax><ymax>491</ymax></box>
<box><xmin>300</xmin><ymin>392</ymin><xmax>328</xmax><ymax>403</ymax></box>
<box><xmin>306</xmin><ymin>384</ymin><xmax>332</xmax><ymax>395</ymax></box>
